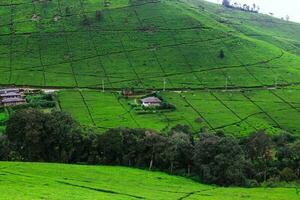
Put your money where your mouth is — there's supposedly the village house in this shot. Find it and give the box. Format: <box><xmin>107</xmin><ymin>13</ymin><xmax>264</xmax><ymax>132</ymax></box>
<box><xmin>0</xmin><ymin>92</ymin><xmax>22</xmax><ymax>99</ymax></box>
<box><xmin>0</xmin><ymin>88</ymin><xmax>26</xmax><ymax>107</ymax></box>
<box><xmin>141</xmin><ymin>97</ymin><xmax>162</xmax><ymax>107</ymax></box>
<box><xmin>1</xmin><ymin>97</ymin><xmax>26</xmax><ymax>107</ymax></box>
<box><xmin>0</xmin><ymin>88</ymin><xmax>19</xmax><ymax>95</ymax></box>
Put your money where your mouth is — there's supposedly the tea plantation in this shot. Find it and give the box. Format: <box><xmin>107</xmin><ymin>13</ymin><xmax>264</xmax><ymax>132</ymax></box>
<box><xmin>1</xmin><ymin>0</ymin><xmax>299</xmax><ymax>134</ymax></box>
<box><xmin>1</xmin><ymin>0</ymin><xmax>300</xmax><ymax>198</ymax></box>
<box><xmin>0</xmin><ymin>162</ymin><xmax>299</xmax><ymax>200</ymax></box>
<box><xmin>58</xmin><ymin>87</ymin><xmax>300</xmax><ymax>135</ymax></box>
<box><xmin>0</xmin><ymin>0</ymin><xmax>299</xmax><ymax>89</ymax></box>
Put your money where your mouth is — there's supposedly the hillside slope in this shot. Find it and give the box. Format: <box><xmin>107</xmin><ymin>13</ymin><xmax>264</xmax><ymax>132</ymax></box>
<box><xmin>0</xmin><ymin>162</ymin><xmax>299</xmax><ymax>200</ymax></box>
<box><xmin>183</xmin><ymin>0</ymin><xmax>300</xmax><ymax>55</ymax></box>
<box><xmin>0</xmin><ymin>0</ymin><xmax>300</xmax><ymax>89</ymax></box>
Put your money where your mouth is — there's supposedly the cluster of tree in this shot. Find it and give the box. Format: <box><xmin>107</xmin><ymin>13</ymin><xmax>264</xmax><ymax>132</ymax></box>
<box><xmin>222</xmin><ymin>0</ymin><xmax>260</xmax><ymax>13</ymax></box>
<box><xmin>0</xmin><ymin>109</ymin><xmax>299</xmax><ymax>186</ymax></box>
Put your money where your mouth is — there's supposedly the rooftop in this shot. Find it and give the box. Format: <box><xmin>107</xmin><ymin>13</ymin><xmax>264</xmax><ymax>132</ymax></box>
<box><xmin>1</xmin><ymin>98</ymin><xmax>25</xmax><ymax>103</ymax></box>
<box><xmin>0</xmin><ymin>88</ymin><xmax>19</xmax><ymax>94</ymax></box>
<box><xmin>141</xmin><ymin>97</ymin><xmax>162</xmax><ymax>104</ymax></box>
<box><xmin>0</xmin><ymin>92</ymin><xmax>21</xmax><ymax>97</ymax></box>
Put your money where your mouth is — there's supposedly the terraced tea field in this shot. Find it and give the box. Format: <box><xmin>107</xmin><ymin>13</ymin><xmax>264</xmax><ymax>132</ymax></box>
<box><xmin>0</xmin><ymin>0</ymin><xmax>300</xmax><ymax>89</ymax></box>
<box><xmin>58</xmin><ymin>87</ymin><xmax>300</xmax><ymax>135</ymax></box>
<box><xmin>0</xmin><ymin>162</ymin><xmax>299</xmax><ymax>200</ymax></box>
<box><xmin>0</xmin><ymin>0</ymin><xmax>300</xmax><ymax>135</ymax></box>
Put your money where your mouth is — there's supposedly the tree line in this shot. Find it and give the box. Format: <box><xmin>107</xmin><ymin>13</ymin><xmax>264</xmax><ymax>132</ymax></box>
<box><xmin>0</xmin><ymin>109</ymin><xmax>299</xmax><ymax>186</ymax></box>
<box><xmin>222</xmin><ymin>0</ymin><xmax>260</xmax><ymax>13</ymax></box>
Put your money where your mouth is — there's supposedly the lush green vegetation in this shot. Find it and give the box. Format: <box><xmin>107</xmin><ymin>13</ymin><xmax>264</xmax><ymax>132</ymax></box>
<box><xmin>1</xmin><ymin>109</ymin><xmax>300</xmax><ymax>187</ymax></box>
<box><xmin>0</xmin><ymin>0</ymin><xmax>299</xmax><ymax>89</ymax></box>
<box><xmin>0</xmin><ymin>162</ymin><xmax>298</xmax><ymax>200</ymax></box>
<box><xmin>184</xmin><ymin>0</ymin><xmax>300</xmax><ymax>55</ymax></box>
<box><xmin>0</xmin><ymin>109</ymin><xmax>7</xmax><ymax>134</ymax></box>
<box><xmin>0</xmin><ymin>0</ymin><xmax>299</xmax><ymax>135</ymax></box>
<box><xmin>0</xmin><ymin>0</ymin><xmax>300</xmax><ymax>198</ymax></box>
<box><xmin>58</xmin><ymin>88</ymin><xmax>300</xmax><ymax>135</ymax></box>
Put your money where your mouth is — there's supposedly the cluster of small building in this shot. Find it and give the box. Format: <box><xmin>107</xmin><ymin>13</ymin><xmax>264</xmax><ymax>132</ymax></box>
<box><xmin>0</xmin><ymin>88</ymin><xmax>26</xmax><ymax>107</ymax></box>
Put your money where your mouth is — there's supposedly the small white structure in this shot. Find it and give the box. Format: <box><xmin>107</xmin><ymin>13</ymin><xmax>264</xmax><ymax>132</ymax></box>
<box><xmin>1</xmin><ymin>98</ymin><xmax>26</xmax><ymax>107</ymax></box>
<box><xmin>0</xmin><ymin>92</ymin><xmax>22</xmax><ymax>99</ymax></box>
<box><xmin>141</xmin><ymin>97</ymin><xmax>161</xmax><ymax>107</ymax></box>
<box><xmin>0</xmin><ymin>88</ymin><xmax>19</xmax><ymax>95</ymax></box>
<box><xmin>0</xmin><ymin>88</ymin><xmax>26</xmax><ymax>107</ymax></box>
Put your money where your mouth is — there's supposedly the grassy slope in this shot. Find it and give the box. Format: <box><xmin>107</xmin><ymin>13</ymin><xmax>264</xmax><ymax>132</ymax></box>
<box><xmin>0</xmin><ymin>0</ymin><xmax>299</xmax><ymax>89</ymax></box>
<box><xmin>183</xmin><ymin>0</ymin><xmax>300</xmax><ymax>55</ymax></box>
<box><xmin>58</xmin><ymin>88</ymin><xmax>300</xmax><ymax>135</ymax></box>
<box><xmin>0</xmin><ymin>162</ymin><xmax>299</xmax><ymax>200</ymax></box>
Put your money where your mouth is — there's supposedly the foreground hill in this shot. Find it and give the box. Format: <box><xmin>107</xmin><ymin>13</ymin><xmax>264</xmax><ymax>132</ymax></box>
<box><xmin>0</xmin><ymin>162</ymin><xmax>299</xmax><ymax>200</ymax></box>
<box><xmin>0</xmin><ymin>0</ymin><xmax>299</xmax><ymax>89</ymax></box>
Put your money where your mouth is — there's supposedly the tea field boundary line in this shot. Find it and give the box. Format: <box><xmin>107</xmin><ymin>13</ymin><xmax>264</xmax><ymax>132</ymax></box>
<box><xmin>32</xmin><ymin>2</ymin><xmax>46</xmax><ymax>87</ymax></box>
<box><xmin>153</xmin><ymin>50</ymin><xmax>175</xmax><ymax>88</ymax></box>
<box><xmin>0</xmin><ymin>24</ymin><xmax>214</xmax><ymax>35</ymax></box>
<box><xmin>108</xmin><ymin>12</ymin><xmax>144</xmax><ymax>88</ymax></box>
<box><xmin>133</xmin><ymin>7</ymin><xmax>175</xmax><ymax>88</ymax></box>
<box><xmin>8</xmin><ymin>1</ymin><xmax>14</xmax><ymax>84</ymax></box>
<box><xmin>78</xmin><ymin>0</ymin><xmax>113</xmax><ymax>89</ymax></box>
<box><xmin>177</xmin><ymin>188</ymin><xmax>217</xmax><ymax>200</ymax></box>
<box><xmin>210</xmin><ymin>92</ymin><xmax>258</xmax><ymax>131</ymax></box>
<box><xmin>219</xmin><ymin>37</ymin><xmax>266</xmax><ymax>87</ymax></box>
<box><xmin>194</xmin><ymin>24</ymin><xmax>234</xmax><ymax>87</ymax></box>
<box><xmin>56</xmin><ymin>0</ymin><xmax>79</xmax><ymax>88</ymax></box>
<box><xmin>56</xmin><ymin>180</ymin><xmax>145</xmax><ymax>199</ymax></box>
<box><xmin>1</xmin><ymin>35</ymin><xmax>233</xmax><ymax>72</ymax></box>
<box><xmin>213</xmin><ymin>111</ymin><xmax>264</xmax><ymax>130</ymax></box>
<box><xmin>180</xmin><ymin>94</ymin><xmax>215</xmax><ymax>131</ymax></box>
<box><xmin>8</xmin><ymin>47</ymin><xmax>283</xmax><ymax>81</ymax></box>
<box><xmin>115</xmin><ymin>95</ymin><xmax>141</xmax><ymax>129</ymax></box>
<box><xmin>242</xmin><ymin>93</ymin><xmax>282</xmax><ymax>128</ymax></box>
<box><xmin>161</xmin><ymin>15</ymin><xmax>203</xmax><ymax>85</ymax></box>
<box><xmin>269</xmin><ymin>90</ymin><xmax>300</xmax><ymax>113</ymax></box>
<box><xmin>78</xmin><ymin>90</ymin><xmax>96</xmax><ymax>126</ymax></box>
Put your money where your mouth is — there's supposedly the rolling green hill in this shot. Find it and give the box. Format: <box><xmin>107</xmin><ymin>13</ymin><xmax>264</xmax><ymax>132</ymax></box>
<box><xmin>0</xmin><ymin>162</ymin><xmax>299</xmax><ymax>200</ymax></box>
<box><xmin>0</xmin><ymin>0</ymin><xmax>300</xmax><ymax>89</ymax></box>
<box><xmin>1</xmin><ymin>0</ymin><xmax>300</xmax><ymax>135</ymax></box>
<box><xmin>183</xmin><ymin>0</ymin><xmax>300</xmax><ymax>55</ymax></box>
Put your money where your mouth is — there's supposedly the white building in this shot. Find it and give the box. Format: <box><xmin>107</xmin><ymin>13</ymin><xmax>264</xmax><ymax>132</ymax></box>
<box><xmin>141</xmin><ymin>97</ymin><xmax>162</xmax><ymax>107</ymax></box>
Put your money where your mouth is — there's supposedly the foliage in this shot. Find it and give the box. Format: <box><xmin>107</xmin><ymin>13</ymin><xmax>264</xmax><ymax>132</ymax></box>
<box><xmin>1</xmin><ymin>109</ymin><xmax>300</xmax><ymax>186</ymax></box>
<box><xmin>193</xmin><ymin>133</ymin><xmax>252</xmax><ymax>186</ymax></box>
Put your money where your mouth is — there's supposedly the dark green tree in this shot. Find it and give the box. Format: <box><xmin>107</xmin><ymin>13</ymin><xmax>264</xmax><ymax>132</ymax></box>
<box><xmin>222</xmin><ymin>0</ymin><xmax>231</xmax><ymax>7</ymax></box>
<box><xmin>243</xmin><ymin>131</ymin><xmax>273</xmax><ymax>182</ymax></box>
<box><xmin>165</xmin><ymin>131</ymin><xmax>194</xmax><ymax>174</ymax></box>
<box><xmin>219</xmin><ymin>49</ymin><xmax>225</xmax><ymax>59</ymax></box>
<box><xmin>5</xmin><ymin>109</ymin><xmax>81</xmax><ymax>162</ymax></box>
<box><xmin>193</xmin><ymin>134</ymin><xmax>251</xmax><ymax>186</ymax></box>
<box><xmin>0</xmin><ymin>135</ymin><xmax>10</xmax><ymax>160</ymax></box>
